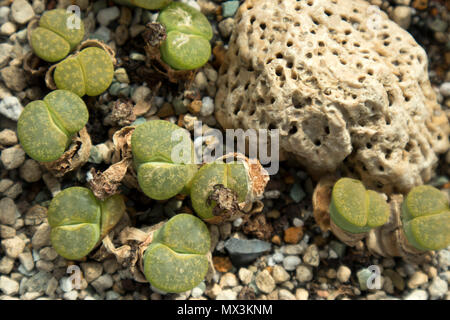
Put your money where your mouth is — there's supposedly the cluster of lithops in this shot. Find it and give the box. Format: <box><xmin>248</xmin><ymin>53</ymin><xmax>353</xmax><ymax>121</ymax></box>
<box><xmin>325</xmin><ymin>178</ymin><xmax>450</xmax><ymax>254</ymax></box>
<box><xmin>143</xmin><ymin>214</ymin><xmax>210</xmax><ymax>293</ymax></box>
<box><xmin>113</xmin><ymin>0</ymin><xmax>172</xmax><ymax>10</ymax></box>
<box><xmin>330</xmin><ymin>178</ymin><xmax>390</xmax><ymax>234</ymax></box>
<box><xmin>48</xmin><ymin>187</ymin><xmax>125</xmax><ymax>260</ymax></box>
<box><xmin>131</xmin><ymin>120</ymin><xmax>266</xmax><ymax>222</ymax></box>
<box><xmin>402</xmin><ymin>185</ymin><xmax>450</xmax><ymax>251</ymax></box>
<box><xmin>156</xmin><ymin>2</ymin><xmax>212</xmax><ymax>70</ymax></box>
<box><xmin>30</xmin><ymin>9</ymin><xmax>85</xmax><ymax>62</ymax></box>
<box><xmin>17</xmin><ymin>90</ymin><xmax>89</xmax><ymax>162</ymax></box>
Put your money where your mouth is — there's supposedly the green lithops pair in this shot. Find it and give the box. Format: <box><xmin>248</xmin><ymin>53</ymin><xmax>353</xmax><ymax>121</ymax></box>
<box><xmin>143</xmin><ymin>213</ymin><xmax>210</xmax><ymax>293</ymax></box>
<box><xmin>158</xmin><ymin>2</ymin><xmax>213</xmax><ymax>70</ymax></box>
<box><xmin>131</xmin><ymin>120</ymin><xmax>198</xmax><ymax>200</ymax></box>
<box><xmin>113</xmin><ymin>0</ymin><xmax>172</xmax><ymax>9</ymax></box>
<box><xmin>53</xmin><ymin>47</ymin><xmax>114</xmax><ymax>96</ymax></box>
<box><xmin>48</xmin><ymin>187</ymin><xmax>125</xmax><ymax>260</ymax></box>
<box><xmin>330</xmin><ymin>178</ymin><xmax>390</xmax><ymax>234</ymax></box>
<box><xmin>30</xmin><ymin>9</ymin><xmax>85</xmax><ymax>62</ymax></box>
<box><xmin>190</xmin><ymin>161</ymin><xmax>249</xmax><ymax>221</ymax></box>
<box><xmin>402</xmin><ymin>185</ymin><xmax>450</xmax><ymax>251</ymax></box>
<box><xmin>17</xmin><ymin>90</ymin><xmax>88</xmax><ymax>162</ymax></box>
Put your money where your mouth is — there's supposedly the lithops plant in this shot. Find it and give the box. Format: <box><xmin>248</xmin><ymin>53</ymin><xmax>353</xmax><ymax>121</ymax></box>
<box><xmin>30</xmin><ymin>9</ymin><xmax>85</xmax><ymax>62</ymax></box>
<box><xmin>48</xmin><ymin>187</ymin><xmax>125</xmax><ymax>260</ymax></box>
<box><xmin>190</xmin><ymin>155</ymin><xmax>269</xmax><ymax>223</ymax></box>
<box><xmin>157</xmin><ymin>2</ymin><xmax>213</xmax><ymax>70</ymax></box>
<box><xmin>17</xmin><ymin>90</ymin><xmax>88</xmax><ymax>162</ymax></box>
<box><xmin>131</xmin><ymin>120</ymin><xmax>198</xmax><ymax>200</ymax></box>
<box><xmin>143</xmin><ymin>213</ymin><xmax>210</xmax><ymax>293</ymax></box>
<box><xmin>402</xmin><ymin>185</ymin><xmax>450</xmax><ymax>251</ymax></box>
<box><xmin>113</xmin><ymin>0</ymin><xmax>172</xmax><ymax>9</ymax></box>
<box><xmin>53</xmin><ymin>47</ymin><xmax>114</xmax><ymax>96</ymax></box>
<box><xmin>190</xmin><ymin>161</ymin><xmax>249</xmax><ymax>222</ymax></box>
<box><xmin>330</xmin><ymin>178</ymin><xmax>390</xmax><ymax>234</ymax></box>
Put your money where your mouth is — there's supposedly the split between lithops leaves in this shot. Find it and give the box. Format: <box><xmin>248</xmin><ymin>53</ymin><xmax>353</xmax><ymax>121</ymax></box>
<box><xmin>48</xmin><ymin>187</ymin><xmax>125</xmax><ymax>260</ymax></box>
<box><xmin>17</xmin><ymin>90</ymin><xmax>88</xmax><ymax>162</ymax></box>
<box><xmin>330</xmin><ymin>178</ymin><xmax>390</xmax><ymax>234</ymax></box>
<box><xmin>131</xmin><ymin>120</ymin><xmax>198</xmax><ymax>200</ymax></box>
<box><xmin>113</xmin><ymin>0</ymin><xmax>172</xmax><ymax>9</ymax></box>
<box><xmin>402</xmin><ymin>185</ymin><xmax>450</xmax><ymax>251</ymax></box>
<box><xmin>30</xmin><ymin>9</ymin><xmax>85</xmax><ymax>62</ymax></box>
<box><xmin>143</xmin><ymin>213</ymin><xmax>210</xmax><ymax>293</ymax></box>
<box><xmin>158</xmin><ymin>2</ymin><xmax>213</xmax><ymax>70</ymax></box>
<box><xmin>53</xmin><ymin>47</ymin><xmax>114</xmax><ymax>96</ymax></box>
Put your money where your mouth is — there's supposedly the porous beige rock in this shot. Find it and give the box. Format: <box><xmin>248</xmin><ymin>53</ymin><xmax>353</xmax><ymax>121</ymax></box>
<box><xmin>215</xmin><ymin>0</ymin><xmax>449</xmax><ymax>193</ymax></box>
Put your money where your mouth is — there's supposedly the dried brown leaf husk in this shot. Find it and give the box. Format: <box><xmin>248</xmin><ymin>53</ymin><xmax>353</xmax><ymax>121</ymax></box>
<box><xmin>88</xmin><ymin>126</ymin><xmax>138</xmax><ymax>198</ymax></box>
<box><xmin>42</xmin><ymin>127</ymin><xmax>92</xmax><ymax>177</ymax></box>
<box><xmin>45</xmin><ymin>39</ymin><xmax>117</xmax><ymax>90</ymax></box>
<box><xmin>143</xmin><ymin>23</ymin><xmax>196</xmax><ymax>84</ymax></box>
<box><xmin>241</xmin><ymin>200</ymin><xmax>273</xmax><ymax>241</ymax></box>
<box><xmin>88</xmin><ymin>158</ymin><xmax>132</xmax><ymax>200</ymax></box>
<box><xmin>23</xmin><ymin>51</ymin><xmax>48</xmax><ymax>77</ymax></box>
<box><xmin>204</xmin><ymin>184</ymin><xmax>242</xmax><ymax>225</ymax></box>
<box><xmin>112</xmin><ymin>126</ymin><xmax>140</xmax><ymax>190</ymax></box>
<box><xmin>92</xmin><ymin>221</ymin><xmax>166</xmax><ymax>283</ymax></box>
<box><xmin>312</xmin><ymin>175</ymin><xmax>337</xmax><ymax>232</ymax></box>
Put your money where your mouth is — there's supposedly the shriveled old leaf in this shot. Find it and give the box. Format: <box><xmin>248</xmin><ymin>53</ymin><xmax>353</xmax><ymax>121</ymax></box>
<box><xmin>42</xmin><ymin>127</ymin><xmax>92</xmax><ymax>177</ymax></box>
<box><xmin>88</xmin><ymin>158</ymin><xmax>132</xmax><ymax>200</ymax></box>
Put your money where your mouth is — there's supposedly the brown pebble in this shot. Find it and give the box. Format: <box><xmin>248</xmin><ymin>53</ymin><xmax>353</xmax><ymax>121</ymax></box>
<box><xmin>157</xmin><ymin>102</ymin><xmax>175</xmax><ymax>118</ymax></box>
<box><xmin>284</xmin><ymin>227</ymin><xmax>304</xmax><ymax>244</ymax></box>
<box><xmin>212</xmin><ymin>45</ymin><xmax>227</xmax><ymax>69</ymax></box>
<box><xmin>213</xmin><ymin>256</ymin><xmax>233</xmax><ymax>273</ymax></box>
<box><xmin>188</xmin><ymin>100</ymin><xmax>202</xmax><ymax>114</ymax></box>
<box><xmin>271</xmin><ymin>235</ymin><xmax>281</xmax><ymax>245</ymax></box>
<box><xmin>412</xmin><ymin>0</ymin><xmax>428</xmax><ymax>10</ymax></box>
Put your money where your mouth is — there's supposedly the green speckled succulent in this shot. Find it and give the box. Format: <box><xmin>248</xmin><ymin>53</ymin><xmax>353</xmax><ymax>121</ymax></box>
<box><xmin>402</xmin><ymin>185</ymin><xmax>450</xmax><ymax>251</ymax></box>
<box><xmin>113</xmin><ymin>0</ymin><xmax>172</xmax><ymax>9</ymax></box>
<box><xmin>17</xmin><ymin>90</ymin><xmax>88</xmax><ymax>162</ymax></box>
<box><xmin>143</xmin><ymin>213</ymin><xmax>210</xmax><ymax>293</ymax></box>
<box><xmin>330</xmin><ymin>178</ymin><xmax>390</xmax><ymax>234</ymax></box>
<box><xmin>158</xmin><ymin>2</ymin><xmax>213</xmax><ymax>70</ymax></box>
<box><xmin>190</xmin><ymin>160</ymin><xmax>249</xmax><ymax>221</ymax></box>
<box><xmin>30</xmin><ymin>9</ymin><xmax>85</xmax><ymax>62</ymax></box>
<box><xmin>53</xmin><ymin>47</ymin><xmax>114</xmax><ymax>96</ymax></box>
<box><xmin>48</xmin><ymin>187</ymin><xmax>125</xmax><ymax>260</ymax></box>
<box><xmin>131</xmin><ymin>120</ymin><xmax>198</xmax><ymax>200</ymax></box>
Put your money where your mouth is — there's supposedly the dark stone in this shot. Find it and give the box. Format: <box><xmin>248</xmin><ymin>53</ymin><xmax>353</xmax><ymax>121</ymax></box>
<box><xmin>224</xmin><ymin>238</ymin><xmax>271</xmax><ymax>267</ymax></box>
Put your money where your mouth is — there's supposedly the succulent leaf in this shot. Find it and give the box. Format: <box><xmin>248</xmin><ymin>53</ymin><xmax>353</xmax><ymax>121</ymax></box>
<box><xmin>48</xmin><ymin>187</ymin><xmax>125</xmax><ymax>260</ymax></box>
<box><xmin>157</xmin><ymin>2</ymin><xmax>212</xmax><ymax>70</ymax></box>
<box><xmin>30</xmin><ymin>9</ymin><xmax>84</xmax><ymax>62</ymax></box>
<box><xmin>190</xmin><ymin>161</ymin><xmax>249</xmax><ymax>220</ymax></box>
<box><xmin>402</xmin><ymin>185</ymin><xmax>450</xmax><ymax>251</ymax></box>
<box><xmin>330</xmin><ymin>178</ymin><xmax>390</xmax><ymax>233</ymax></box>
<box><xmin>132</xmin><ymin>120</ymin><xmax>197</xmax><ymax>200</ymax></box>
<box><xmin>54</xmin><ymin>47</ymin><xmax>114</xmax><ymax>97</ymax></box>
<box><xmin>143</xmin><ymin>214</ymin><xmax>210</xmax><ymax>293</ymax></box>
<box><xmin>17</xmin><ymin>90</ymin><xmax>88</xmax><ymax>162</ymax></box>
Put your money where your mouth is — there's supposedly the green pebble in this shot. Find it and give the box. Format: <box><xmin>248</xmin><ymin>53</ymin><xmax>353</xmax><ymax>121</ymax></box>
<box><xmin>222</xmin><ymin>1</ymin><xmax>240</xmax><ymax>18</ymax></box>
